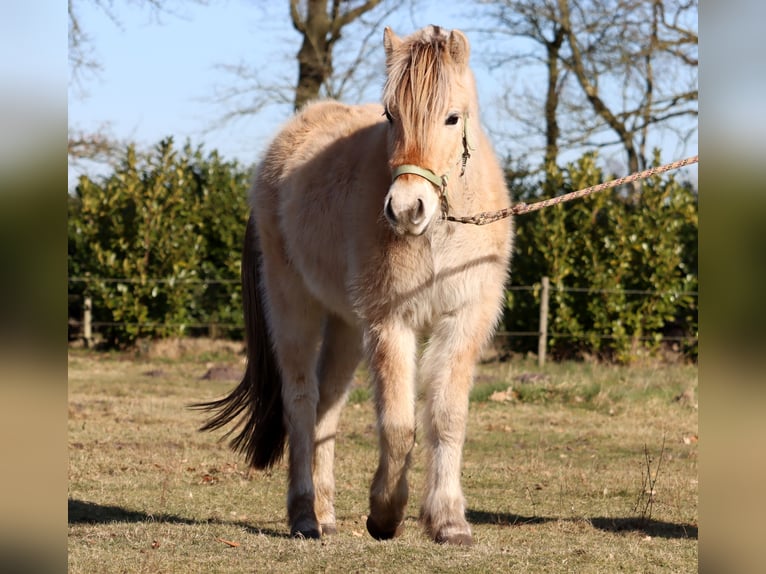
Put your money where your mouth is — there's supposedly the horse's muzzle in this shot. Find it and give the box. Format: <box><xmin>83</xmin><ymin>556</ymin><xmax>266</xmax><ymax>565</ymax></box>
<box><xmin>384</xmin><ymin>176</ymin><xmax>440</xmax><ymax>236</ymax></box>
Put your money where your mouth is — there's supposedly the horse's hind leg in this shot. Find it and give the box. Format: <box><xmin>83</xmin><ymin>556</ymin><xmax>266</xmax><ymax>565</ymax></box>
<box><xmin>313</xmin><ymin>316</ymin><xmax>363</xmax><ymax>535</ymax></box>
<box><xmin>258</xmin><ymin>236</ymin><xmax>324</xmax><ymax>538</ymax></box>
<box><xmin>273</xmin><ymin>302</ymin><xmax>324</xmax><ymax>538</ymax></box>
<box><xmin>365</xmin><ymin>321</ymin><xmax>418</xmax><ymax>540</ymax></box>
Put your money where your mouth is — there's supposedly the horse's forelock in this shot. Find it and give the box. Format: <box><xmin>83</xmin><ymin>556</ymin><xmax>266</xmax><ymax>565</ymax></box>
<box><xmin>383</xmin><ymin>28</ymin><xmax>460</xmax><ymax>156</ymax></box>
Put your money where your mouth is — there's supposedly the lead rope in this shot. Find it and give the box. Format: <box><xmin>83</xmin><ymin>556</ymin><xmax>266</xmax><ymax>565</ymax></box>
<box><xmin>445</xmin><ymin>155</ymin><xmax>699</xmax><ymax>225</ymax></box>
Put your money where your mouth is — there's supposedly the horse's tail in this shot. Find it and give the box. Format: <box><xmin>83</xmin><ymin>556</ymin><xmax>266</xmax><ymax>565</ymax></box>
<box><xmin>191</xmin><ymin>214</ymin><xmax>286</xmax><ymax>469</ymax></box>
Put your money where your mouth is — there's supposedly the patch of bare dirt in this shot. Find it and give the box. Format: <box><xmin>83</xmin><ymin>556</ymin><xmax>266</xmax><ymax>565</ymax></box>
<box><xmin>199</xmin><ymin>365</ymin><xmax>242</xmax><ymax>381</ymax></box>
<box><xmin>140</xmin><ymin>337</ymin><xmax>244</xmax><ymax>360</ymax></box>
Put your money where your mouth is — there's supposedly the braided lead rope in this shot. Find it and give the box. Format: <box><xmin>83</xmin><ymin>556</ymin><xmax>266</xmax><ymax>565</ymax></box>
<box><xmin>445</xmin><ymin>155</ymin><xmax>699</xmax><ymax>225</ymax></box>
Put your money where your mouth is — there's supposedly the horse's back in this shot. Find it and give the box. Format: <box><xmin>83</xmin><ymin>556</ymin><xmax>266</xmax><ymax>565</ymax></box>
<box><xmin>256</xmin><ymin>101</ymin><xmax>386</xmax><ymax>190</ymax></box>
<box><xmin>251</xmin><ymin>101</ymin><xmax>390</xmax><ymax>322</ymax></box>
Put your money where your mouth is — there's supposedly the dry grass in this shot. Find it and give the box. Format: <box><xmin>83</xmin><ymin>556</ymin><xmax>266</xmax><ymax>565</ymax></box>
<box><xmin>68</xmin><ymin>347</ymin><xmax>697</xmax><ymax>573</ymax></box>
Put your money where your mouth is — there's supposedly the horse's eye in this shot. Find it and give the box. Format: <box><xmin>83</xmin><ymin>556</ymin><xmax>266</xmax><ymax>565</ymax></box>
<box><xmin>445</xmin><ymin>114</ymin><xmax>460</xmax><ymax>126</ymax></box>
<box><xmin>384</xmin><ymin>109</ymin><xmax>394</xmax><ymax>124</ymax></box>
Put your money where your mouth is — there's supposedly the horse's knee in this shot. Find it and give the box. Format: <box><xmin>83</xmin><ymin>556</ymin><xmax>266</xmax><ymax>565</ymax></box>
<box><xmin>375</xmin><ymin>418</ymin><xmax>413</xmax><ymax>458</ymax></box>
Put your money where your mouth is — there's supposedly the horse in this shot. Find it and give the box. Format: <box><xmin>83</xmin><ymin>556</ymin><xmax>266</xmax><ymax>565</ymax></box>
<box><xmin>194</xmin><ymin>25</ymin><xmax>514</xmax><ymax>546</ymax></box>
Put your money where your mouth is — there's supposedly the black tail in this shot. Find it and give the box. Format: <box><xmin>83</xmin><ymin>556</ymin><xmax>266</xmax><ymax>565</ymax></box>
<box><xmin>191</xmin><ymin>214</ymin><xmax>286</xmax><ymax>469</ymax></box>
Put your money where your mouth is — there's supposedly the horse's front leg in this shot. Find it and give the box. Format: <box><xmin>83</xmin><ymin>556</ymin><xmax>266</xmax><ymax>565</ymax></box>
<box><xmin>365</xmin><ymin>321</ymin><xmax>417</xmax><ymax>540</ymax></box>
<box><xmin>419</xmin><ymin>306</ymin><xmax>498</xmax><ymax>546</ymax></box>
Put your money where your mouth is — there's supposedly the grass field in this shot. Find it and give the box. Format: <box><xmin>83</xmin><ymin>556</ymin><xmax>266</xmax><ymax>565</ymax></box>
<box><xmin>68</xmin><ymin>344</ymin><xmax>697</xmax><ymax>573</ymax></box>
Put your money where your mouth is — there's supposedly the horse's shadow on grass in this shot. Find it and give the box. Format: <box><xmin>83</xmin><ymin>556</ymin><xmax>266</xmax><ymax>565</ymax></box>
<box><xmin>67</xmin><ymin>499</ymin><xmax>290</xmax><ymax>539</ymax></box>
<box><xmin>69</xmin><ymin>500</ymin><xmax>696</xmax><ymax>541</ymax></box>
<box><xmin>466</xmin><ymin>509</ymin><xmax>697</xmax><ymax>540</ymax></box>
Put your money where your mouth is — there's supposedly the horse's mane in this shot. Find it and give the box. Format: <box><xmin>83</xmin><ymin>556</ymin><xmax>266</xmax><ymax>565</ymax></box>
<box><xmin>383</xmin><ymin>26</ymin><xmax>458</xmax><ymax>155</ymax></box>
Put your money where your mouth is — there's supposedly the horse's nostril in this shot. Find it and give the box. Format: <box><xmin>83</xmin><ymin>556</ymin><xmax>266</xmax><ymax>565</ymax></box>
<box><xmin>384</xmin><ymin>197</ymin><xmax>397</xmax><ymax>223</ymax></box>
<box><xmin>411</xmin><ymin>198</ymin><xmax>425</xmax><ymax>224</ymax></box>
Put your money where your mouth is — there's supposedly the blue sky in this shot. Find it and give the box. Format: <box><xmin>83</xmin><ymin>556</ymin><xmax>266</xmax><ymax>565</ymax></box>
<box><xmin>67</xmin><ymin>1</ymin><xmax>699</xmax><ymax>186</ymax></box>
<box><xmin>68</xmin><ymin>2</ymin><xmax>294</xmax><ymax>173</ymax></box>
<box><xmin>68</xmin><ymin>1</ymin><xmax>503</xmax><ymax>180</ymax></box>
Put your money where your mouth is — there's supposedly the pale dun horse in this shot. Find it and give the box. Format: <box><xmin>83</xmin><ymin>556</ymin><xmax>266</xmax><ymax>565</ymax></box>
<box><xmin>195</xmin><ymin>25</ymin><xmax>514</xmax><ymax>545</ymax></box>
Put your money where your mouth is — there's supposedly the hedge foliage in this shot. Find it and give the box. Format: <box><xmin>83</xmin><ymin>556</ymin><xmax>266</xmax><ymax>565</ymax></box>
<box><xmin>68</xmin><ymin>140</ymin><xmax>697</xmax><ymax>360</ymax></box>
<box><xmin>68</xmin><ymin>138</ymin><xmax>250</xmax><ymax>346</ymax></box>
<box><xmin>504</xmin><ymin>152</ymin><xmax>698</xmax><ymax>361</ymax></box>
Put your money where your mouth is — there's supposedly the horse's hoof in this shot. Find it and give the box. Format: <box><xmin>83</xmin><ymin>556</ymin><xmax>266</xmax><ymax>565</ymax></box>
<box><xmin>290</xmin><ymin>526</ymin><xmax>321</xmax><ymax>540</ymax></box>
<box><xmin>435</xmin><ymin>532</ymin><xmax>473</xmax><ymax>546</ymax></box>
<box><xmin>320</xmin><ymin>523</ymin><xmax>338</xmax><ymax>536</ymax></box>
<box><xmin>366</xmin><ymin>516</ymin><xmax>404</xmax><ymax>540</ymax></box>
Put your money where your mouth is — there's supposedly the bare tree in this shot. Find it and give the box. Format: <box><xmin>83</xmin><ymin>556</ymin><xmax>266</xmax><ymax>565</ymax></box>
<box><xmin>480</xmin><ymin>0</ymin><xmax>697</xmax><ymax>176</ymax></box>
<box><xmin>69</xmin><ymin>0</ymin><xmax>98</xmax><ymax>87</ymax></box>
<box><xmin>68</xmin><ymin>0</ymin><xmax>207</xmax><ymax>163</ymax></box>
<box><xmin>205</xmin><ymin>0</ymin><xmax>400</xmax><ymax>132</ymax></box>
<box><xmin>69</xmin><ymin>0</ymin><xmax>197</xmax><ymax>90</ymax></box>
<box><xmin>291</xmin><ymin>0</ymin><xmax>387</xmax><ymax>110</ymax></box>
<box><xmin>68</xmin><ymin>0</ymin><xmax>121</xmax><ymax>164</ymax></box>
<box><xmin>210</xmin><ymin>0</ymin><xmax>400</xmax><ymax>127</ymax></box>
<box><xmin>477</xmin><ymin>1</ymin><xmax>567</xmax><ymax>192</ymax></box>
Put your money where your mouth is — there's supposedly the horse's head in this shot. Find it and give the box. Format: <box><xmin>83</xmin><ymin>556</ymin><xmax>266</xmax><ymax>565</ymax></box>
<box><xmin>382</xmin><ymin>25</ymin><xmax>477</xmax><ymax>236</ymax></box>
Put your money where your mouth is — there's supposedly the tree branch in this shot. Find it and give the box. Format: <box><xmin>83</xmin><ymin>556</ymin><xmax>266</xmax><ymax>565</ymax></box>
<box><xmin>329</xmin><ymin>0</ymin><xmax>383</xmax><ymax>40</ymax></box>
<box><xmin>557</xmin><ymin>0</ymin><xmax>638</xmax><ymax>171</ymax></box>
<box><xmin>290</xmin><ymin>0</ymin><xmax>305</xmax><ymax>33</ymax></box>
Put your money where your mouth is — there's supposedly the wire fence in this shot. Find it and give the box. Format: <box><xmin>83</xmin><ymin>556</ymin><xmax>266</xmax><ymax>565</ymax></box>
<box><xmin>500</xmin><ymin>287</ymin><xmax>697</xmax><ymax>338</ymax></box>
<box><xmin>68</xmin><ymin>276</ymin><xmax>697</xmax><ymax>364</ymax></box>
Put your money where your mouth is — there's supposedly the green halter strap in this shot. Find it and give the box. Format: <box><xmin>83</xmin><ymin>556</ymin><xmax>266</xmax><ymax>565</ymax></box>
<box><xmin>389</xmin><ymin>114</ymin><xmax>472</xmax><ymax>217</ymax></box>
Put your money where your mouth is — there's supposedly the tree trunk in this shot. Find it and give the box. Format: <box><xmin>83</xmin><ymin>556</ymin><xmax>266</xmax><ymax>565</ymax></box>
<box><xmin>639</xmin><ymin>0</ymin><xmax>661</xmax><ymax>169</ymax></box>
<box><xmin>290</xmin><ymin>0</ymin><xmax>384</xmax><ymax>112</ymax></box>
<box><xmin>543</xmin><ymin>26</ymin><xmax>565</xmax><ymax>194</ymax></box>
<box><xmin>557</xmin><ymin>0</ymin><xmax>640</xmax><ymax>176</ymax></box>
<box><xmin>293</xmin><ymin>0</ymin><xmax>331</xmax><ymax>111</ymax></box>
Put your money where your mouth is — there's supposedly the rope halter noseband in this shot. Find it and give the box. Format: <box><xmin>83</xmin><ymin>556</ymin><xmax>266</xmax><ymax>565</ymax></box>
<box><xmin>389</xmin><ymin>114</ymin><xmax>474</xmax><ymax>218</ymax></box>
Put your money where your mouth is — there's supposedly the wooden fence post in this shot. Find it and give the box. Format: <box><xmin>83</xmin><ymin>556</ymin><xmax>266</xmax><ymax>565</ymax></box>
<box><xmin>538</xmin><ymin>276</ymin><xmax>549</xmax><ymax>368</ymax></box>
<box><xmin>83</xmin><ymin>296</ymin><xmax>93</xmax><ymax>348</ymax></box>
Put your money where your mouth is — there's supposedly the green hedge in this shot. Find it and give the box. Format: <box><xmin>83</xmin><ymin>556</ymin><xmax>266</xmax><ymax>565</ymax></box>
<box><xmin>68</xmin><ymin>138</ymin><xmax>250</xmax><ymax>346</ymax></box>
<box><xmin>69</xmin><ymin>140</ymin><xmax>697</xmax><ymax>360</ymax></box>
<box><xmin>504</xmin><ymin>152</ymin><xmax>698</xmax><ymax>362</ymax></box>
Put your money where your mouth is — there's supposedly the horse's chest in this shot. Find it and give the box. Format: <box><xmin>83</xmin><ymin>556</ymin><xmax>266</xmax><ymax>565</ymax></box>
<box><xmin>388</xmin><ymin>250</ymin><xmax>481</xmax><ymax>330</ymax></box>
<box><xmin>401</xmin><ymin>279</ymin><xmax>464</xmax><ymax>330</ymax></box>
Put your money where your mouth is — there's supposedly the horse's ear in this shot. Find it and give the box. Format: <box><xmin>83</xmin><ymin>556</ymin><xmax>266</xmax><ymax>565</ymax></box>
<box><xmin>384</xmin><ymin>27</ymin><xmax>402</xmax><ymax>60</ymax></box>
<box><xmin>448</xmin><ymin>29</ymin><xmax>470</xmax><ymax>65</ymax></box>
